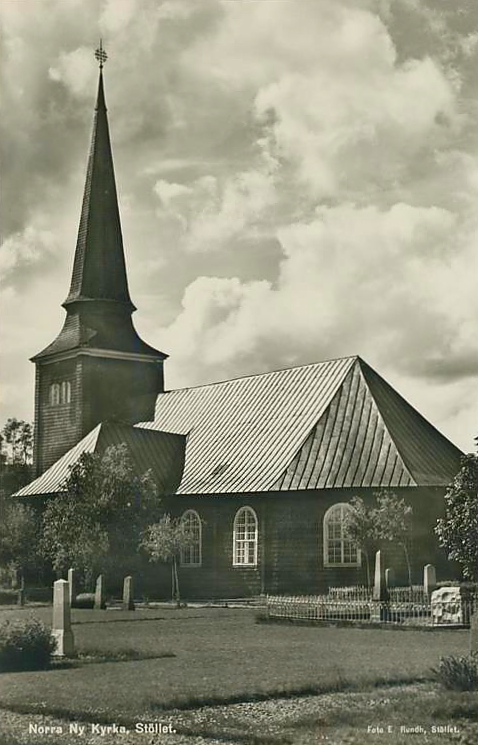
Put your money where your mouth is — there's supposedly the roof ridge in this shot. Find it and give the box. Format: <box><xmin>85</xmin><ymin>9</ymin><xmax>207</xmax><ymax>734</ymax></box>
<box><xmin>162</xmin><ymin>354</ymin><xmax>360</xmax><ymax>395</ymax></box>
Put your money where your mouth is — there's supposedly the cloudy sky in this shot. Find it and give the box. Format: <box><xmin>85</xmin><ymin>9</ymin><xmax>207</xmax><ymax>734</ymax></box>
<box><xmin>1</xmin><ymin>0</ymin><xmax>478</xmax><ymax>451</ymax></box>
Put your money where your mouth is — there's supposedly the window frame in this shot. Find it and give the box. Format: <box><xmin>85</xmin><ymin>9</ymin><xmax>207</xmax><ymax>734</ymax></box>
<box><xmin>49</xmin><ymin>383</ymin><xmax>61</xmax><ymax>406</ymax></box>
<box><xmin>323</xmin><ymin>503</ymin><xmax>361</xmax><ymax>568</ymax></box>
<box><xmin>233</xmin><ymin>506</ymin><xmax>258</xmax><ymax>568</ymax></box>
<box><xmin>179</xmin><ymin>509</ymin><xmax>202</xmax><ymax>568</ymax></box>
<box><xmin>60</xmin><ymin>380</ymin><xmax>71</xmax><ymax>404</ymax></box>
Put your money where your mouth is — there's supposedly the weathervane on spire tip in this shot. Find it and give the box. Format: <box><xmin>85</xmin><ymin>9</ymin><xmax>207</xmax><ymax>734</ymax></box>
<box><xmin>95</xmin><ymin>39</ymin><xmax>108</xmax><ymax>69</ymax></box>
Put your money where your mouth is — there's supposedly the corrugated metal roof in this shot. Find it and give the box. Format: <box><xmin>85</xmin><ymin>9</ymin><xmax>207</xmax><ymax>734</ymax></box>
<box><xmin>15</xmin><ymin>355</ymin><xmax>462</xmax><ymax>498</ymax></box>
<box><xmin>14</xmin><ymin>422</ymin><xmax>185</xmax><ymax>497</ymax></box>
<box><xmin>272</xmin><ymin>360</ymin><xmax>415</xmax><ymax>490</ymax></box>
<box><xmin>14</xmin><ymin>425</ymin><xmax>102</xmax><ymax>497</ymax></box>
<box><xmin>138</xmin><ymin>355</ymin><xmax>461</xmax><ymax>494</ymax></box>
<box><xmin>138</xmin><ymin>356</ymin><xmax>356</xmax><ymax>493</ymax></box>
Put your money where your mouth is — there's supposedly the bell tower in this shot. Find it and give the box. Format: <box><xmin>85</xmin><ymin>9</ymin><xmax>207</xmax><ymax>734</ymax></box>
<box><xmin>32</xmin><ymin>44</ymin><xmax>167</xmax><ymax>476</ymax></box>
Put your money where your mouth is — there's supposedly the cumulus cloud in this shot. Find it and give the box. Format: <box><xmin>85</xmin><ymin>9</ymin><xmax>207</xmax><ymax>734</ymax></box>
<box><xmin>153</xmin><ymin>166</ymin><xmax>277</xmax><ymax>252</ymax></box>
<box><xmin>3</xmin><ymin>0</ymin><xmax>478</xmax><ymax>450</ymax></box>
<box><xmin>0</xmin><ymin>226</ymin><xmax>58</xmax><ymax>288</ymax></box>
<box><xmin>48</xmin><ymin>47</ymin><xmax>96</xmax><ymax>97</ymax></box>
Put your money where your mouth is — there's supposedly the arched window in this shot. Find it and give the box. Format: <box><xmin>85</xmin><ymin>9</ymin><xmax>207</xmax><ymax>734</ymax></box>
<box><xmin>60</xmin><ymin>381</ymin><xmax>71</xmax><ymax>404</ymax></box>
<box><xmin>323</xmin><ymin>503</ymin><xmax>360</xmax><ymax>567</ymax></box>
<box><xmin>180</xmin><ymin>510</ymin><xmax>202</xmax><ymax>567</ymax></box>
<box><xmin>233</xmin><ymin>506</ymin><xmax>258</xmax><ymax>566</ymax></box>
<box><xmin>49</xmin><ymin>383</ymin><xmax>60</xmax><ymax>406</ymax></box>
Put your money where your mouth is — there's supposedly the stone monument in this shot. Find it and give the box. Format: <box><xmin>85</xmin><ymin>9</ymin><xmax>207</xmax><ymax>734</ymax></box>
<box><xmin>122</xmin><ymin>576</ymin><xmax>135</xmax><ymax>611</ymax></box>
<box><xmin>385</xmin><ymin>567</ymin><xmax>394</xmax><ymax>589</ymax></box>
<box><xmin>94</xmin><ymin>574</ymin><xmax>106</xmax><ymax>610</ymax></box>
<box><xmin>371</xmin><ymin>550</ymin><xmax>389</xmax><ymax>622</ymax></box>
<box><xmin>52</xmin><ymin>579</ymin><xmax>75</xmax><ymax>657</ymax></box>
<box><xmin>423</xmin><ymin>564</ymin><xmax>436</xmax><ymax>598</ymax></box>
<box><xmin>68</xmin><ymin>568</ymin><xmax>78</xmax><ymax>607</ymax></box>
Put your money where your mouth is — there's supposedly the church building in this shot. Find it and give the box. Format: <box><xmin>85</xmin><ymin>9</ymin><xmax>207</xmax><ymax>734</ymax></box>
<box><xmin>15</xmin><ymin>54</ymin><xmax>463</xmax><ymax>599</ymax></box>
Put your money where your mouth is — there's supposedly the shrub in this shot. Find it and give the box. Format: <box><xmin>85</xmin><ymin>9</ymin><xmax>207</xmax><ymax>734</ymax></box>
<box><xmin>432</xmin><ymin>654</ymin><xmax>478</xmax><ymax>691</ymax></box>
<box><xmin>0</xmin><ymin>617</ymin><xmax>56</xmax><ymax>672</ymax></box>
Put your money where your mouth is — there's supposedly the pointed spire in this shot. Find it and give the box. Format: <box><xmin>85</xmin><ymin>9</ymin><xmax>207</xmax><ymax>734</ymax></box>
<box><xmin>64</xmin><ymin>49</ymin><xmax>135</xmax><ymax>310</ymax></box>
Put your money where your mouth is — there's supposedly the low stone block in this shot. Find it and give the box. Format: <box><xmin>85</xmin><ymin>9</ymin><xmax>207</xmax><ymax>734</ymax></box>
<box><xmin>74</xmin><ymin>592</ymin><xmax>95</xmax><ymax>609</ymax></box>
<box><xmin>431</xmin><ymin>586</ymin><xmax>473</xmax><ymax>626</ymax></box>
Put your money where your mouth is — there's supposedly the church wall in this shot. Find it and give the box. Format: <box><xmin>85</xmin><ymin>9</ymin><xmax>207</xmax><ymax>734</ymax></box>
<box><xmin>173</xmin><ymin>496</ymin><xmax>263</xmax><ymax>600</ymax></box>
<box><xmin>171</xmin><ymin>486</ymin><xmax>454</xmax><ymax>600</ymax></box>
<box><xmin>34</xmin><ymin>357</ymin><xmax>83</xmax><ymax>476</ymax></box>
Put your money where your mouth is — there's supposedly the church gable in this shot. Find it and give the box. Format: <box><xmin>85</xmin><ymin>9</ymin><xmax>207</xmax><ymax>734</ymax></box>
<box><xmin>273</xmin><ymin>360</ymin><xmax>415</xmax><ymax>491</ymax></box>
<box><xmin>273</xmin><ymin>358</ymin><xmax>462</xmax><ymax>491</ymax></box>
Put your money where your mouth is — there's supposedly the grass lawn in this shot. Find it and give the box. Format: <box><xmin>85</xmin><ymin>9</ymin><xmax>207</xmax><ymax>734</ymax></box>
<box><xmin>0</xmin><ymin>605</ymin><xmax>470</xmax><ymax>725</ymax></box>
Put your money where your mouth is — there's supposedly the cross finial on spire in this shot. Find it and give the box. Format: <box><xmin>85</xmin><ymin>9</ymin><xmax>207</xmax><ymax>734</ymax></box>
<box><xmin>95</xmin><ymin>39</ymin><xmax>107</xmax><ymax>69</ymax></box>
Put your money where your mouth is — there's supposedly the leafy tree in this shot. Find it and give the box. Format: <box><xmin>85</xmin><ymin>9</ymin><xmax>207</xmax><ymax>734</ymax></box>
<box><xmin>0</xmin><ymin>501</ymin><xmax>40</xmax><ymax>586</ymax></box>
<box><xmin>41</xmin><ymin>444</ymin><xmax>160</xmax><ymax>587</ymax></box>
<box><xmin>373</xmin><ymin>491</ymin><xmax>413</xmax><ymax>587</ymax></box>
<box><xmin>141</xmin><ymin>515</ymin><xmax>197</xmax><ymax>607</ymax></box>
<box><xmin>435</xmin><ymin>454</ymin><xmax>478</xmax><ymax>581</ymax></box>
<box><xmin>343</xmin><ymin>496</ymin><xmax>379</xmax><ymax>587</ymax></box>
<box><xmin>2</xmin><ymin>419</ymin><xmax>33</xmax><ymax>465</ymax></box>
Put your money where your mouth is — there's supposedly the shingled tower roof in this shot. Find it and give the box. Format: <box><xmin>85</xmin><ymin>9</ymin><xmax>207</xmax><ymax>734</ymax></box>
<box><xmin>64</xmin><ymin>69</ymin><xmax>133</xmax><ymax>309</ymax></box>
<box><xmin>32</xmin><ymin>62</ymin><xmax>165</xmax><ymax>361</ymax></box>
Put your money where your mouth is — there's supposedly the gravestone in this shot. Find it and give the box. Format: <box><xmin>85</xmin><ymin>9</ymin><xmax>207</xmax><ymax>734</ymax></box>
<box><xmin>17</xmin><ymin>576</ymin><xmax>25</xmax><ymax>606</ymax></box>
<box><xmin>68</xmin><ymin>568</ymin><xmax>78</xmax><ymax>607</ymax></box>
<box><xmin>385</xmin><ymin>567</ymin><xmax>394</xmax><ymax>589</ymax></box>
<box><xmin>373</xmin><ymin>550</ymin><xmax>388</xmax><ymax>601</ymax></box>
<box><xmin>94</xmin><ymin>574</ymin><xmax>106</xmax><ymax>610</ymax></box>
<box><xmin>371</xmin><ymin>550</ymin><xmax>389</xmax><ymax>622</ymax></box>
<box><xmin>423</xmin><ymin>564</ymin><xmax>436</xmax><ymax>598</ymax></box>
<box><xmin>52</xmin><ymin>579</ymin><xmax>75</xmax><ymax>657</ymax></box>
<box><xmin>122</xmin><ymin>576</ymin><xmax>135</xmax><ymax>611</ymax></box>
<box><xmin>470</xmin><ymin>612</ymin><xmax>478</xmax><ymax>655</ymax></box>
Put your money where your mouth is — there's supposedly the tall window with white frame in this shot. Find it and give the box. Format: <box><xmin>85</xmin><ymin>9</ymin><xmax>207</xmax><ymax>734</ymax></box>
<box><xmin>233</xmin><ymin>506</ymin><xmax>258</xmax><ymax>567</ymax></box>
<box><xmin>323</xmin><ymin>503</ymin><xmax>360</xmax><ymax>567</ymax></box>
<box><xmin>180</xmin><ymin>510</ymin><xmax>202</xmax><ymax>567</ymax></box>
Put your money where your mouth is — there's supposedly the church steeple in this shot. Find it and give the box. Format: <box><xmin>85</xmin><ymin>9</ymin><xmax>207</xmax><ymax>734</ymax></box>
<box><xmin>31</xmin><ymin>44</ymin><xmax>166</xmax><ymax>476</ymax></box>
<box><xmin>65</xmin><ymin>64</ymin><xmax>134</xmax><ymax>310</ymax></box>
